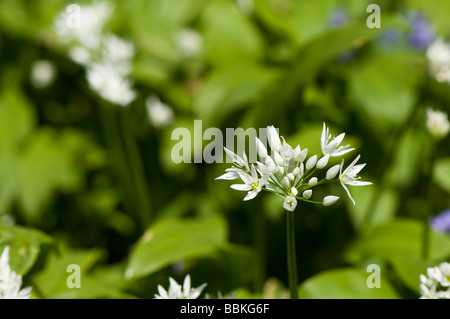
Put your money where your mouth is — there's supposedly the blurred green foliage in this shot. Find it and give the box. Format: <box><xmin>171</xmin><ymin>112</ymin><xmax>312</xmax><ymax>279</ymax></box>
<box><xmin>0</xmin><ymin>0</ymin><xmax>449</xmax><ymax>299</ymax></box>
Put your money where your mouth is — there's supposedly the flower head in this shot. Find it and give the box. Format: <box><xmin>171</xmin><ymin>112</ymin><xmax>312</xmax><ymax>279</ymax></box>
<box><xmin>0</xmin><ymin>246</ymin><xmax>32</xmax><ymax>299</ymax></box>
<box><xmin>154</xmin><ymin>274</ymin><xmax>206</xmax><ymax>299</ymax></box>
<box><xmin>339</xmin><ymin>155</ymin><xmax>372</xmax><ymax>205</ymax></box>
<box><xmin>419</xmin><ymin>262</ymin><xmax>450</xmax><ymax>299</ymax></box>
<box><xmin>175</xmin><ymin>29</ymin><xmax>202</xmax><ymax>58</ymax></box>
<box><xmin>427</xmin><ymin>38</ymin><xmax>450</xmax><ymax>83</ymax></box>
<box><xmin>146</xmin><ymin>95</ymin><xmax>174</xmax><ymax>129</ymax></box>
<box><xmin>217</xmin><ymin>124</ymin><xmax>370</xmax><ymax>211</ymax></box>
<box><xmin>426</xmin><ymin>107</ymin><xmax>450</xmax><ymax>140</ymax></box>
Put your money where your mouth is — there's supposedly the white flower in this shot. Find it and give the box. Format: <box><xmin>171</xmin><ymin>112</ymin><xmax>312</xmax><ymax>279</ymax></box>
<box><xmin>102</xmin><ymin>34</ymin><xmax>135</xmax><ymax>76</ymax></box>
<box><xmin>54</xmin><ymin>2</ymin><xmax>113</xmax><ymax>50</ymax></box>
<box><xmin>326</xmin><ymin>164</ymin><xmax>340</xmax><ymax>180</ymax></box>
<box><xmin>427</xmin><ymin>38</ymin><xmax>450</xmax><ymax>83</ymax></box>
<box><xmin>86</xmin><ymin>63</ymin><xmax>136</xmax><ymax>106</ymax></box>
<box><xmin>231</xmin><ymin>165</ymin><xmax>269</xmax><ymax>201</ymax></box>
<box><xmin>426</xmin><ymin>107</ymin><xmax>450</xmax><ymax>140</ymax></box>
<box><xmin>323</xmin><ymin>195</ymin><xmax>339</xmax><ymax>206</ymax></box>
<box><xmin>283</xmin><ymin>196</ymin><xmax>297</xmax><ymax>212</ymax></box>
<box><xmin>236</xmin><ymin>0</ymin><xmax>254</xmax><ymax>14</ymax></box>
<box><xmin>154</xmin><ymin>274</ymin><xmax>206</xmax><ymax>299</ymax></box>
<box><xmin>419</xmin><ymin>262</ymin><xmax>450</xmax><ymax>299</ymax></box>
<box><xmin>30</xmin><ymin>60</ymin><xmax>57</xmax><ymax>89</ymax></box>
<box><xmin>267</xmin><ymin>126</ymin><xmax>282</xmax><ymax>152</ymax></box>
<box><xmin>176</xmin><ymin>29</ymin><xmax>202</xmax><ymax>57</ymax></box>
<box><xmin>316</xmin><ymin>154</ymin><xmax>330</xmax><ymax>169</ymax></box>
<box><xmin>0</xmin><ymin>246</ymin><xmax>32</xmax><ymax>299</ymax></box>
<box><xmin>321</xmin><ymin>122</ymin><xmax>354</xmax><ymax>157</ymax></box>
<box><xmin>339</xmin><ymin>155</ymin><xmax>372</xmax><ymax>205</ymax></box>
<box><xmin>302</xmin><ymin>190</ymin><xmax>312</xmax><ymax>199</ymax></box>
<box><xmin>146</xmin><ymin>95</ymin><xmax>174</xmax><ymax>129</ymax></box>
<box><xmin>68</xmin><ymin>46</ymin><xmax>92</xmax><ymax>66</ymax></box>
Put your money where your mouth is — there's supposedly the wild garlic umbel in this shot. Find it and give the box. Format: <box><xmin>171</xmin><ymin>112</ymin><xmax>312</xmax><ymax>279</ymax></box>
<box><xmin>216</xmin><ymin>123</ymin><xmax>372</xmax><ymax>298</ymax></box>
<box><xmin>216</xmin><ymin>123</ymin><xmax>371</xmax><ymax>210</ymax></box>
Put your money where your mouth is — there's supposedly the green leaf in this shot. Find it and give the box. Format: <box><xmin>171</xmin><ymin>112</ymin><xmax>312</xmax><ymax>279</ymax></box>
<box><xmin>299</xmin><ymin>268</ymin><xmax>399</xmax><ymax>299</ymax></box>
<box><xmin>345</xmin><ymin>219</ymin><xmax>450</xmax><ymax>265</ymax></box>
<box><xmin>125</xmin><ymin>216</ymin><xmax>227</xmax><ymax>280</ymax></box>
<box><xmin>201</xmin><ymin>0</ymin><xmax>263</xmax><ymax>66</ymax></box>
<box><xmin>347</xmin><ymin>51</ymin><xmax>420</xmax><ymax>133</ymax></box>
<box><xmin>252</xmin><ymin>20</ymin><xmax>390</xmax><ymax>124</ymax></box>
<box><xmin>433</xmin><ymin>157</ymin><xmax>450</xmax><ymax>193</ymax></box>
<box><xmin>194</xmin><ymin>64</ymin><xmax>279</xmax><ymax>126</ymax></box>
<box><xmin>33</xmin><ymin>246</ymin><xmax>106</xmax><ymax>298</ymax></box>
<box><xmin>0</xmin><ymin>225</ymin><xmax>52</xmax><ymax>275</ymax></box>
<box><xmin>385</xmin><ymin>129</ymin><xmax>431</xmax><ymax>189</ymax></box>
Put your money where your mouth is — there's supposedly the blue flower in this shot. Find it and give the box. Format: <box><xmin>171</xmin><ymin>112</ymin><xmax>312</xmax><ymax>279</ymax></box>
<box><xmin>430</xmin><ymin>209</ymin><xmax>450</xmax><ymax>233</ymax></box>
<box><xmin>406</xmin><ymin>11</ymin><xmax>435</xmax><ymax>49</ymax></box>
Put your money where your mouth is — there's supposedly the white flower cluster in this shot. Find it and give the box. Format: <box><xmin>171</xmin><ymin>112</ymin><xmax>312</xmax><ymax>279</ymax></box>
<box><xmin>217</xmin><ymin>123</ymin><xmax>371</xmax><ymax>211</ymax></box>
<box><xmin>426</xmin><ymin>107</ymin><xmax>450</xmax><ymax>140</ymax></box>
<box><xmin>426</xmin><ymin>38</ymin><xmax>450</xmax><ymax>83</ymax></box>
<box><xmin>154</xmin><ymin>274</ymin><xmax>206</xmax><ymax>299</ymax></box>
<box><xmin>0</xmin><ymin>246</ymin><xmax>32</xmax><ymax>299</ymax></box>
<box><xmin>420</xmin><ymin>262</ymin><xmax>450</xmax><ymax>299</ymax></box>
<box><xmin>54</xmin><ymin>2</ymin><xmax>136</xmax><ymax>106</ymax></box>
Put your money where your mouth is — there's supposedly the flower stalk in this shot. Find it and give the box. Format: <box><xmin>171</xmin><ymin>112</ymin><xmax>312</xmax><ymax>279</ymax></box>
<box><xmin>286</xmin><ymin>210</ymin><xmax>298</xmax><ymax>299</ymax></box>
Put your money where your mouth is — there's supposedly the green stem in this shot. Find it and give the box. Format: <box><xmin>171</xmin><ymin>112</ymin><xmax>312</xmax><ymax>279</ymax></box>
<box><xmin>286</xmin><ymin>210</ymin><xmax>298</xmax><ymax>299</ymax></box>
<box><xmin>98</xmin><ymin>104</ymin><xmax>136</xmax><ymax>218</ymax></box>
<box><xmin>253</xmin><ymin>203</ymin><xmax>266</xmax><ymax>293</ymax></box>
<box><xmin>119</xmin><ymin>110</ymin><xmax>152</xmax><ymax>229</ymax></box>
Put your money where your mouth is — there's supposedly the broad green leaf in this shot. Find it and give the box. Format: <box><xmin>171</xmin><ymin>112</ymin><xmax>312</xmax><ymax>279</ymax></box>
<box><xmin>433</xmin><ymin>157</ymin><xmax>450</xmax><ymax>193</ymax></box>
<box><xmin>0</xmin><ymin>225</ymin><xmax>52</xmax><ymax>275</ymax></box>
<box><xmin>201</xmin><ymin>0</ymin><xmax>264</xmax><ymax>66</ymax></box>
<box><xmin>345</xmin><ymin>219</ymin><xmax>450</xmax><ymax>264</ymax></box>
<box><xmin>385</xmin><ymin>129</ymin><xmax>431</xmax><ymax>189</ymax></box>
<box><xmin>298</xmin><ymin>268</ymin><xmax>399</xmax><ymax>299</ymax></box>
<box><xmin>194</xmin><ymin>64</ymin><xmax>279</xmax><ymax>126</ymax></box>
<box><xmin>33</xmin><ymin>246</ymin><xmax>106</xmax><ymax>298</ymax></box>
<box><xmin>347</xmin><ymin>51</ymin><xmax>420</xmax><ymax>133</ymax></box>
<box><xmin>252</xmin><ymin>20</ymin><xmax>391</xmax><ymax>125</ymax></box>
<box><xmin>125</xmin><ymin>216</ymin><xmax>227</xmax><ymax>280</ymax></box>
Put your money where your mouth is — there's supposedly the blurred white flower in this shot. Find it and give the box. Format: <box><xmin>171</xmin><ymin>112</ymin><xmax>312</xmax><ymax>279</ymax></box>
<box><xmin>236</xmin><ymin>0</ymin><xmax>254</xmax><ymax>14</ymax></box>
<box><xmin>420</xmin><ymin>262</ymin><xmax>450</xmax><ymax>299</ymax></box>
<box><xmin>87</xmin><ymin>63</ymin><xmax>136</xmax><ymax>106</ymax></box>
<box><xmin>176</xmin><ymin>29</ymin><xmax>202</xmax><ymax>57</ymax></box>
<box><xmin>102</xmin><ymin>34</ymin><xmax>135</xmax><ymax>76</ymax></box>
<box><xmin>68</xmin><ymin>46</ymin><xmax>92</xmax><ymax>66</ymax></box>
<box><xmin>426</xmin><ymin>107</ymin><xmax>450</xmax><ymax>140</ymax></box>
<box><xmin>0</xmin><ymin>246</ymin><xmax>32</xmax><ymax>299</ymax></box>
<box><xmin>339</xmin><ymin>155</ymin><xmax>372</xmax><ymax>205</ymax></box>
<box><xmin>154</xmin><ymin>274</ymin><xmax>206</xmax><ymax>299</ymax></box>
<box><xmin>30</xmin><ymin>60</ymin><xmax>57</xmax><ymax>89</ymax></box>
<box><xmin>427</xmin><ymin>38</ymin><xmax>450</xmax><ymax>83</ymax></box>
<box><xmin>146</xmin><ymin>95</ymin><xmax>174</xmax><ymax>129</ymax></box>
<box><xmin>54</xmin><ymin>1</ymin><xmax>113</xmax><ymax>50</ymax></box>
